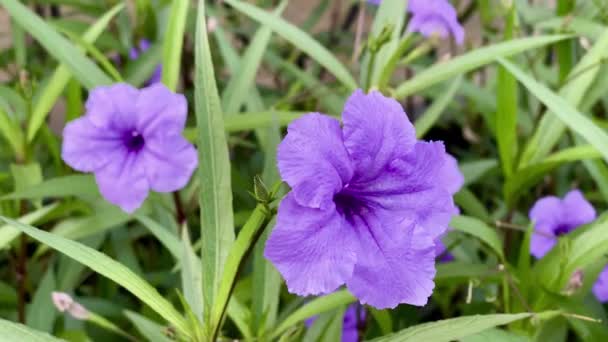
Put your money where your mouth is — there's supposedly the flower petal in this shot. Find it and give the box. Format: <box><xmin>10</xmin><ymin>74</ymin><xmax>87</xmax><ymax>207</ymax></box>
<box><xmin>593</xmin><ymin>265</ymin><xmax>608</xmax><ymax>303</ymax></box>
<box><xmin>85</xmin><ymin>83</ymin><xmax>139</xmax><ymax>129</ymax></box>
<box><xmin>342</xmin><ymin>90</ymin><xmax>416</xmax><ymax>183</ymax></box>
<box><xmin>346</xmin><ymin>141</ymin><xmax>456</xmax><ymax>238</ymax></box>
<box><xmin>265</xmin><ymin>194</ymin><xmax>357</xmax><ymax>295</ymax></box>
<box><xmin>562</xmin><ymin>190</ymin><xmax>596</xmax><ymax>227</ymax></box>
<box><xmin>439</xmin><ymin>154</ymin><xmax>464</xmax><ymax>195</ymax></box>
<box><xmin>62</xmin><ymin>117</ymin><xmax>123</xmax><ymax>172</ymax></box>
<box><xmin>95</xmin><ymin>151</ymin><xmax>149</xmax><ymax>213</ymax></box>
<box><xmin>278</xmin><ymin>114</ymin><xmax>353</xmax><ymax>209</ymax></box>
<box><xmin>135</xmin><ymin>83</ymin><xmax>187</xmax><ymax>136</ymax></box>
<box><xmin>346</xmin><ymin>210</ymin><xmax>436</xmax><ymax>308</ymax></box>
<box><xmin>141</xmin><ymin>135</ymin><xmax>198</xmax><ymax>192</ymax></box>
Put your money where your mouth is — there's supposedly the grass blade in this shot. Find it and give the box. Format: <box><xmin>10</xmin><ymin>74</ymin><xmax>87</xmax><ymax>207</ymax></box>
<box><xmin>161</xmin><ymin>0</ymin><xmax>188</xmax><ymax>90</ymax></box>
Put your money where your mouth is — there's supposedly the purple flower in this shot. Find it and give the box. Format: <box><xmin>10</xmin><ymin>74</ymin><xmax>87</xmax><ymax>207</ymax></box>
<box><xmin>62</xmin><ymin>83</ymin><xmax>198</xmax><ymax>213</ymax></box>
<box><xmin>593</xmin><ymin>265</ymin><xmax>608</xmax><ymax>303</ymax></box>
<box><xmin>368</xmin><ymin>0</ymin><xmax>465</xmax><ymax>45</ymax></box>
<box><xmin>264</xmin><ymin>90</ymin><xmax>461</xmax><ymax>309</ymax></box>
<box><xmin>306</xmin><ymin>304</ymin><xmax>364</xmax><ymax>342</ymax></box>
<box><xmin>529</xmin><ymin>190</ymin><xmax>596</xmax><ymax>259</ymax></box>
<box><xmin>129</xmin><ymin>39</ymin><xmax>162</xmax><ymax>85</ymax></box>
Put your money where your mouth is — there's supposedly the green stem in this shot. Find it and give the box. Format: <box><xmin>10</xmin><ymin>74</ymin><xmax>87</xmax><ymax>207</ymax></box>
<box><xmin>365</xmin><ymin>50</ymin><xmax>378</xmax><ymax>91</ymax></box>
<box><xmin>209</xmin><ymin>204</ymin><xmax>271</xmax><ymax>341</ymax></box>
<box><xmin>398</xmin><ymin>39</ymin><xmax>434</xmax><ymax>67</ymax></box>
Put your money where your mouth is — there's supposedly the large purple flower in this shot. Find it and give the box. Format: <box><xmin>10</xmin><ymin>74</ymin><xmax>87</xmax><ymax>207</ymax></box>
<box><xmin>593</xmin><ymin>265</ymin><xmax>608</xmax><ymax>303</ymax></box>
<box><xmin>529</xmin><ymin>190</ymin><xmax>596</xmax><ymax>259</ymax></box>
<box><xmin>306</xmin><ymin>304</ymin><xmax>364</xmax><ymax>342</ymax></box>
<box><xmin>264</xmin><ymin>90</ymin><xmax>461</xmax><ymax>309</ymax></box>
<box><xmin>62</xmin><ymin>83</ymin><xmax>198</xmax><ymax>213</ymax></box>
<box><xmin>129</xmin><ymin>39</ymin><xmax>162</xmax><ymax>85</ymax></box>
<box><xmin>368</xmin><ymin>0</ymin><xmax>464</xmax><ymax>45</ymax></box>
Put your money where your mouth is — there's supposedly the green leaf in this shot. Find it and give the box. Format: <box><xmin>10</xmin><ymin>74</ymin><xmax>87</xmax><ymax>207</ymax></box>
<box><xmin>1</xmin><ymin>0</ymin><xmax>112</xmax><ymax>89</ymax></box>
<box><xmin>221</xmin><ymin>1</ymin><xmax>286</xmax><ymax>115</ymax></box>
<box><xmin>499</xmin><ymin>58</ymin><xmax>608</xmax><ymax>164</ymax></box>
<box><xmin>27</xmin><ymin>4</ymin><xmax>124</xmax><ymax>141</ymax></box>
<box><xmin>223</xmin><ymin>0</ymin><xmax>357</xmax><ymax>91</ymax></box>
<box><xmin>496</xmin><ymin>3</ymin><xmax>519</xmax><ymax>177</ymax></box>
<box><xmin>210</xmin><ymin>205</ymin><xmax>269</xmax><ymax>338</ymax></box>
<box><xmin>394</xmin><ymin>35</ymin><xmax>570</xmax><ymax>98</ymax></box>
<box><xmin>0</xmin><ymin>318</ymin><xmax>64</xmax><ymax>341</ymax></box>
<box><xmin>520</xmin><ymin>28</ymin><xmax>608</xmax><ymax>166</ymax></box>
<box><xmin>2</xmin><ymin>175</ymin><xmax>98</xmax><ymax>200</ymax></box>
<box><xmin>26</xmin><ymin>267</ymin><xmax>57</xmax><ymax>332</ymax></box>
<box><xmin>369</xmin><ymin>313</ymin><xmax>533</xmax><ymax>342</ymax></box>
<box><xmin>435</xmin><ymin>262</ymin><xmax>497</xmax><ymax>281</ymax></box>
<box><xmin>450</xmin><ymin>215</ymin><xmax>505</xmax><ymax>261</ymax></box>
<box><xmin>181</xmin><ymin>228</ymin><xmax>203</xmax><ymax>323</ymax></box>
<box><xmin>124</xmin><ymin>310</ymin><xmax>172</xmax><ymax>342</ymax></box>
<box><xmin>135</xmin><ymin>215</ymin><xmax>181</xmax><ymax>260</ymax></box>
<box><xmin>415</xmin><ymin>76</ymin><xmax>462</xmax><ymax>138</ymax></box>
<box><xmin>459</xmin><ymin>159</ymin><xmax>498</xmax><ymax>187</ymax></box>
<box><xmin>194</xmin><ymin>0</ymin><xmax>235</xmax><ymax>331</ymax></box>
<box><xmin>0</xmin><ymin>204</ymin><xmax>58</xmax><ymax>249</ymax></box>
<box><xmin>462</xmin><ymin>328</ymin><xmax>530</xmax><ymax>342</ymax></box>
<box><xmin>161</xmin><ymin>0</ymin><xmax>188</xmax><ymax>90</ymax></box>
<box><xmin>0</xmin><ymin>217</ymin><xmax>191</xmax><ymax>339</ymax></box>
<box><xmin>504</xmin><ymin>145</ymin><xmax>601</xmax><ymax>205</ymax></box>
<box><xmin>0</xmin><ymin>106</ymin><xmax>24</xmax><ymax>158</ymax></box>
<box><xmin>271</xmin><ymin>290</ymin><xmax>356</xmax><ymax>339</ymax></box>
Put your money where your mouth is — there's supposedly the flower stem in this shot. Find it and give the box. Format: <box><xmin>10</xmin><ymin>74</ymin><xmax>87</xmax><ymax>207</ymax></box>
<box><xmin>377</xmin><ymin>33</ymin><xmax>413</xmax><ymax>89</ymax></box>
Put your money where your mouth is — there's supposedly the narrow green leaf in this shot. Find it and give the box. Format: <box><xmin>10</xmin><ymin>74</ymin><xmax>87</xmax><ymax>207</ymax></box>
<box><xmin>415</xmin><ymin>76</ymin><xmax>462</xmax><ymax>138</ymax></box>
<box><xmin>181</xmin><ymin>228</ymin><xmax>203</xmax><ymax>323</ymax></box>
<box><xmin>459</xmin><ymin>159</ymin><xmax>498</xmax><ymax>187</ymax></box>
<box><xmin>0</xmin><ymin>217</ymin><xmax>191</xmax><ymax>338</ymax></box>
<box><xmin>1</xmin><ymin>175</ymin><xmax>98</xmax><ymax>200</ymax></box>
<box><xmin>0</xmin><ymin>204</ymin><xmax>58</xmax><ymax>250</ymax></box>
<box><xmin>370</xmin><ymin>313</ymin><xmax>533</xmax><ymax>342</ymax></box>
<box><xmin>394</xmin><ymin>35</ymin><xmax>570</xmax><ymax>98</ymax></box>
<box><xmin>271</xmin><ymin>290</ymin><xmax>356</xmax><ymax>339</ymax></box>
<box><xmin>161</xmin><ymin>0</ymin><xmax>188</xmax><ymax>90</ymax></box>
<box><xmin>520</xmin><ymin>29</ymin><xmax>608</xmax><ymax>165</ymax></box>
<box><xmin>194</xmin><ymin>0</ymin><xmax>235</xmax><ymax>329</ymax></box>
<box><xmin>450</xmin><ymin>215</ymin><xmax>505</xmax><ymax>261</ymax></box>
<box><xmin>496</xmin><ymin>3</ymin><xmax>518</xmax><ymax>177</ymax></box>
<box><xmin>499</xmin><ymin>58</ymin><xmax>608</xmax><ymax>163</ymax></box>
<box><xmin>536</xmin><ymin>17</ymin><xmax>605</xmax><ymax>40</ymax></box>
<box><xmin>26</xmin><ymin>267</ymin><xmax>56</xmax><ymax>332</ymax></box>
<box><xmin>27</xmin><ymin>4</ymin><xmax>122</xmax><ymax>141</ymax></box>
<box><xmin>221</xmin><ymin>1</ymin><xmax>286</xmax><ymax>115</ymax></box>
<box><xmin>210</xmin><ymin>205</ymin><xmax>269</xmax><ymax>338</ymax></box>
<box><xmin>223</xmin><ymin>0</ymin><xmax>357</xmax><ymax>90</ymax></box>
<box><xmin>0</xmin><ymin>319</ymin><xmax>64</xmax><ymax>341</ymax></box>
<box><xmin>0</xmin><ymin>105</ymin><xmax>24</xmax><ymax>158</ymax></box>
<box><xmin>1</xmin><ymin>0</ymin><xmax>112</xmax><ymax>89</ymax></box>
<box><xmin>124</xmin><ymin>310</ymin><xmax>172</xmax><ymax>342</ymax></box>
<box><xmin>135</xmin><ymin>215</ymin><xmax>181</xmax><ymax>260</ymax></box>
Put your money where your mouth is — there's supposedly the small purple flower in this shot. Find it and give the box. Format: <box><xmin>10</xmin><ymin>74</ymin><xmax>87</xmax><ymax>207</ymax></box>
<box><xmin>52</xmin><ymin>292</ymin><xmax>89</xmax><ymax>320</ymax></box>
<box><xmin>264</xmin><ymin>90</ymin><xmax>461</xmax><ymax>309</ymax></box>
<box><xmin>368</xmin><ymin>0</ymin><xmax>465</xmax><ymax>45</ymax></box>
<box><xmin>593</xmin><ymin>266</ymin><xmax>608</xmax><ymax>303</ymax></box>
<box><xmin>306</xmin><ymin>304</ymin><xmax>364</xmax><ymax>342</ymax></box>
<box><xmin>129</xmin><ymin>39</ymin><xmax>162</xmax><ymax>85</ymax></box>
<box><xmin>529</xmin><ymin>190</ymin><xmax>596</xmax><ymax>259</ymax></box>
<box><xmin>62</xmin><ymin>83</ymin><xmax>198</xmax><ymax>213</ymax></box>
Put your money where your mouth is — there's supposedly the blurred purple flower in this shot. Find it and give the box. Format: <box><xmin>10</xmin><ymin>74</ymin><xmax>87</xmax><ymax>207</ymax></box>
<box><xmin>129</xmin><ymin>39</ymin><xmax>162</xmax><ymax>85</ymax></box>
<box><xmin>593</xmin><ymin>266</ymin><xmax>608</xmax><ymax>303</ymax></box>
<box><xmin>529</xmin><ymin>190</ymin><xmax>596</xmax><ymax>259</ymax></box>
<box><xmin>306</xmin><ymin>304</ymin><xmax>365</xmax><ymax>342</ymax></box>
<box><xmin>264</xmin><ymin>89</ymin><xmax>461</xmax><ymax>309</ymax></box>
<box><xmin>368</xmin><ymin>0</ymin><xmax>465</xmax><ymax>44</ymax></box>
<box><xmin>62</xmin><ymin>83</ymin><xmax>198</xmax><ymax>213</ymax></box>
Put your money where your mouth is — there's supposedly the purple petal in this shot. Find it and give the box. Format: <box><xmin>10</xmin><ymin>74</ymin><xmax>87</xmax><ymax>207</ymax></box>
<box><xmin>85</xmin><ymin>84</ymin><xmax>139</xmax><ymax>129</ymax></box>
<box><xmin>341</xmin><ymin>305</ymin><xmax>363</xmax><ymax>342</ymax></box>
<box><xmin>562</xmin><ymin>190</ymin><xmax>596</xmax><ymax>227</ymax></box>
<box><xmin>438</xmin><ymin>153</ymin><xmax>464</xmax><ymax>195</ymax></box>
<box><xmin>95</xmin><ymin>151</ymin><xmax>149</xmax><ymax>213</ymax></box>
<box><xmin>346</xmin><ymin>211</ymin><xmax>436</xmax><ymax>308</ymax></box>
<box><xmin>529</xmin><ymin>196</ymin><xmax>561</xmax><ymax>258</ymax></box>
<box><xmin>265</xmin><ymin>194</ymin><xmax>357</xmax><ymax>295</ymax></box>
<box><xmin>278</xmin><ymin>114</ymin><xmax>354</xmax><ymax>209</ymax></box>
<box><xmin>342</xmin><ymin>90</ymin><xmax>416</xmax><ymax>183</ymax></box>
<box><xmin>134</xmin><ymin>83</ymin><xmax>188</xmax><ymax>137</ymax></box>
<box><xmin>407</xmin><ymin>0</ymin><xmax>465</xmax><ymax>45</ymax></box>
<box><xmin>62</xmin><ymin>117</ymin><xmax>123</xmax><ymax>172</ymax></box>
<box><xmin>593</xmin><ymin>265</ymin><xmax>608</xmax><ymax>303</ymax></box>
<box><xmin>141</xmin><ymin>135</ymin><xmax>198</xmax><ymax>192</ymax></box>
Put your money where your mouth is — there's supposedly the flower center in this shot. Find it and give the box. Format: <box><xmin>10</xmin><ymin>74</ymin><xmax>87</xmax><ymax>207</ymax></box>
<box><xmin>554</xmin><ymin>224</ymin><xmax>572</xmax><ymax>236</ymax></box>
<box><xmin>333</xmin><ymin>190</ymin><xmax>368</xmax><ymax>222</ymax></box>
<box><xmin>124</xmin><ymin>131</ymin><xmax>145</xmax><ymax>152</ymax></box>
